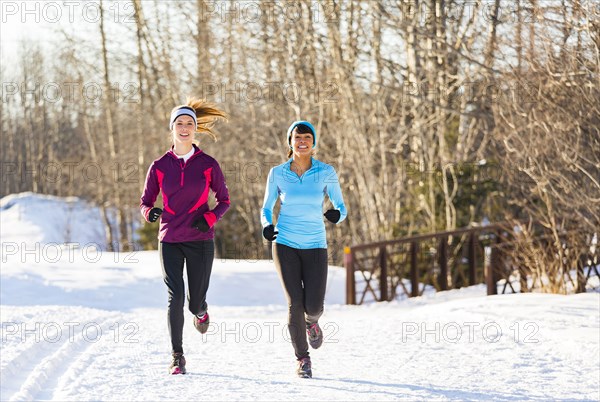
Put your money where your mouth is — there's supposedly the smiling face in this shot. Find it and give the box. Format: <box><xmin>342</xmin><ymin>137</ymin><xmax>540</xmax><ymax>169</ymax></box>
<box><xmin>290</xmin><ymin>128</ymin><xmax>314</xmax><ymax>157</ymax></box>
<box><xmin>171</xmin><ymin>114</ymin><xmax>196</xmax><ymax>146</ymax></box>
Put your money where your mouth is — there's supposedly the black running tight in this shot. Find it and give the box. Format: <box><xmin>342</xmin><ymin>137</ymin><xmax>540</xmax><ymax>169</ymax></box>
<box><xmin>272</xmin><ymin>243</ymin><xmax>328</xmax><ymax>359</ymax></box>
<box><xmin>160</xmin><ymin>240</ymin><xmax>214</xmax><ymax>354</ymax></box>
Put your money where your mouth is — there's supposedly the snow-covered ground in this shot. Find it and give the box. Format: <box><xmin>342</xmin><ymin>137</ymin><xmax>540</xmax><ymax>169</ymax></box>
<box><xmin>1</xmin><ymin>193</ymin><xmax>599</xmax><ymax>401</ymax></box>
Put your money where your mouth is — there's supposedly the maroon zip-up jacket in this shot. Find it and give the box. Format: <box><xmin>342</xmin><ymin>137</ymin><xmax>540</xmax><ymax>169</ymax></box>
<box><xmin>140</xmin><ymin>145</ymin><xmax>230</xmax><ymax>243</ymax></box>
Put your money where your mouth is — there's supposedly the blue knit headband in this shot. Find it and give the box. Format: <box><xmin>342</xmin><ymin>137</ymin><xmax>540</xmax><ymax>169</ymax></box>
<box><xmin>286</xmin><ymin>120</ymin><xmax>317</xmax><ymax>148</ymax></box>
<box><xmin>169</xmin><ymin>106</ymin><xmax>197</xmax><ymax>130</ymax></box>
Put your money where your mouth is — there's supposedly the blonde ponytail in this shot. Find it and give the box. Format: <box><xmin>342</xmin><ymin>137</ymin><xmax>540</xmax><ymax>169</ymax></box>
<box><xmin>187</xmin><ymin>98</ymin><xmax>227</xmax><ymax>141</ymax></box>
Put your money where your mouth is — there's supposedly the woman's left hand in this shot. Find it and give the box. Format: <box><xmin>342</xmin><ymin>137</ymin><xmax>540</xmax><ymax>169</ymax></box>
<box><xmin>192</xmin><ymin>215</ymin><xmax>211</xmax><ymax>232</ymax></box>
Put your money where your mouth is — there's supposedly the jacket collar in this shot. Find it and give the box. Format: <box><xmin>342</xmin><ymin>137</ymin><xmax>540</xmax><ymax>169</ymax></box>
<box><xmin>285</xmin><ymin>156</ymin><xmax>317</xmax><ymax>170</ymax></box>
<box><xmin>167</xmin><ymin>144</ymin><xmax>202</xmax><ymax>161</ymax></box>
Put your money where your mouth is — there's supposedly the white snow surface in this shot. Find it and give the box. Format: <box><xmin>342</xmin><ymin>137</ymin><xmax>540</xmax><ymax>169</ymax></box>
<box><xmin>1</xmin><ymin>193</ymin><xmax>599</xmax><ymax>401</ymax></box>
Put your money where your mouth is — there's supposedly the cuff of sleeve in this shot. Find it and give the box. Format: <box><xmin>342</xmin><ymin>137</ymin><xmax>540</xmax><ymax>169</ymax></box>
<box><xmin>204</xmin><ymin>211</ymin><xmax>217</xmax><ymax>228</ymax></box>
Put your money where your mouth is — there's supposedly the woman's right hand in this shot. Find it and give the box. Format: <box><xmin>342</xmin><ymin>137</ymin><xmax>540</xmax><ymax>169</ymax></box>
<box><xmin>324</xmin><ymin>209</ymin><xmax>341</xmax><ymax>223</ymax></box>
<box><xmin>262</xmin><ymin>224</ymin><xmax>278</xmax><ymax>241</ymax></box>
<box><xmin>148</xmin><ymin>207</ymin><xmax>163</xmax><ymax>222</ymax></box>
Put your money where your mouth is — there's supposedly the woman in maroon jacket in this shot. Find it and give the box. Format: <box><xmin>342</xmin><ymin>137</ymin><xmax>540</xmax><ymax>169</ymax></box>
<box><xmin>140</xmin><ymin>98</ymin><xmax>230</xmax><ymax>375</ymax></box>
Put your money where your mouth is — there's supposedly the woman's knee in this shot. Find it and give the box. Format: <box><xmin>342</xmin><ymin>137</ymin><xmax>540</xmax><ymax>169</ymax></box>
<box><xmin>167</xmin><ymin>292</ymin><xmax>185</xmax><ymax>308</ymax></box>
<box><xmin>305</xmin><ymin>304</ymin><xmax>324</xmax><ymax>321</ymax></box>
<box><xmin>288</xmin><ymin>302</ymin><xmax>304</xmax><ymax>315</ymax></box>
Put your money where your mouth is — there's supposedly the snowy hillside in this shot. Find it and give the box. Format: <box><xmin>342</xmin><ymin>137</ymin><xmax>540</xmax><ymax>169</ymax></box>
<box><xmin>1</xmin><ymin>192</ymin><xmax>108</xmax><ymax>249</ymax></box>
<box><xmin>1</xmin><ymin>193</ymin><xmax>599</xmax><ymax>401</ymax></box>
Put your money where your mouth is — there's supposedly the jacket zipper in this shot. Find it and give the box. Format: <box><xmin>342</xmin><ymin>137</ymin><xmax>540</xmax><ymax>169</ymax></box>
<box><xmin>180</xmin><ymin>159</ymin><xmax>185</xmax><ymax>186</ymax></box>
<box><xmin>170</xmin><ymin>148</ymin><xmax>202</xmax><ymax>187</ymax></box>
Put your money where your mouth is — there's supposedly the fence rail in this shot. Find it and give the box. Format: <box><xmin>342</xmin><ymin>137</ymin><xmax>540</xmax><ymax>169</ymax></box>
<box><xmin>344</xmin><ymin>223</ymin><xmax>599</xmax><ymax>305</ymax></box>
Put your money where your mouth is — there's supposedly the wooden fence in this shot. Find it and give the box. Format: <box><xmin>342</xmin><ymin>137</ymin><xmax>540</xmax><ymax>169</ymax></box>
<box><xmin>344</xmin><ymin>224</ymin><xmax>599</xmax><ymax>304</ymax></box>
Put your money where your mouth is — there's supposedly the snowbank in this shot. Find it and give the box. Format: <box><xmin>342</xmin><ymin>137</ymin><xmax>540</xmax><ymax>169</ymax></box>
<box><xmin>1</xmin><ymin>192</ymin><xmax>107</xmax><ymax>249</ymax></box>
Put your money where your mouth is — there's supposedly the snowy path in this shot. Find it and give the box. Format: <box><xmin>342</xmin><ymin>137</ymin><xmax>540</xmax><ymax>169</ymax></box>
<box><xmin>2</xmin><ymin>260</ymin><xmax>599</xmax><ymax>401</ymax></box>
<box><xmin>1</xmin><ymin>193</ymin><xmax>598</xmax><ymax>401</ymax></box>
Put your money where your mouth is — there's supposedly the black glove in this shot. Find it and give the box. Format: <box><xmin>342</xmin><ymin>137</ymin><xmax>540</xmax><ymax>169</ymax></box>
<box><xmin>192</xmin><ymin>215</ymin><xmax>211</xmax><ymax>232</ymax></box>
<box><xmin>148</xmin><ymin>207</ymin><xmax>162</xmax><ymax>223</ymax></box>
<box><xmin>324</xmin><ymin>209</ymin><xmax>340</xmax><ymax>224</ymax></box>
<box><xmin>262</xmin><ymin>224</ymin><xmax>278</xmax><ymax>241</ymax></box>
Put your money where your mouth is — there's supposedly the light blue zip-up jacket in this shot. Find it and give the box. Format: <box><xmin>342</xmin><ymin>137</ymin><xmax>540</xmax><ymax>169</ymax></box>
<box><xmin>261</xmin><ymin>157</ymin><xmax>347</xmax><ymax>249</ymax></box>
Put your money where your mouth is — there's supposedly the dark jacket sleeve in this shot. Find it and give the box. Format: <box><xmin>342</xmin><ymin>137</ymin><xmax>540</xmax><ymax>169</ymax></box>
<box><xmin>140</xmin><ymin>163</ymin><xmax>159</xmax><ymax>222</ymax></box>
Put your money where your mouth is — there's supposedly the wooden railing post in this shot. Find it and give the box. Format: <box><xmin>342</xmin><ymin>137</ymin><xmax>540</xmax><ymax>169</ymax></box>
<box><xmin>344</xmin><ymin>247</ymin><xmax>356</xmax><ymax>305</ymax></box>
<box><xmin>576</xmin><ymin>255</ymin><xmax>587</xmax><ymax>294</ymax></box>
<box><xmin>487</xmin><ymin>234</ymin><xmax>500</xmax><ymax>295</ymax></box>
<box><xmin>379</xmin><ymin>246</ymin><xmax>388</xmax><ymax>301</ymax></box>
<box><xmin>438</xmin><ymin>236</ymin><xmax>448</xmax><ymax>291</ymax></box>
<box><xmin>410</xmin><ymin>241</ymin><xmax>419</xmax><ymax>297</ymax></box>
<box><xmin>468</xmin><ymin>233</ymin><xmax>476</xmax><ymax>286</ymax></box>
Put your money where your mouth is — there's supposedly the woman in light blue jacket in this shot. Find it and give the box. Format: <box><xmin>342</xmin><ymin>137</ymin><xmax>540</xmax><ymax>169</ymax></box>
<box><xmin>261</xmin><ymin>121</ymin><xmax>347</xmax><ymax>378</ymax></box>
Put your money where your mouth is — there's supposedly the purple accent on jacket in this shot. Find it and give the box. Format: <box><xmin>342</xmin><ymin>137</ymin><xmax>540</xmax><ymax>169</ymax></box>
<box><xmin>140</xmin><ymin>145</ymin><xmax>230</xmax><ymax>243</ymax></box>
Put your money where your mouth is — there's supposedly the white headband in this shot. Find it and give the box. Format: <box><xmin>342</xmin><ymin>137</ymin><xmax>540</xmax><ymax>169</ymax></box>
<box><xmin>169</xmin><ymin>107</ymin><xmax>197</xmax><ymax>130</ymax></box>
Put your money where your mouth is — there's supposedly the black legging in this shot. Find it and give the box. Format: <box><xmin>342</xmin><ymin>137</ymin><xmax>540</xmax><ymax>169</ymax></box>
<box><xmin>160</xmin><ymin>240</ymin><xmax>215</xmax><ymax>354</ymax></box>
<box><xmin>273</xmin><ymin>243</ymin><xmax>328</xmax><ymax>360</ymax></box>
